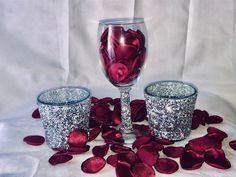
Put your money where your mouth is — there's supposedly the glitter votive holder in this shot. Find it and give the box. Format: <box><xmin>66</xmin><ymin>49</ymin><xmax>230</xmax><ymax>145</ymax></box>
<box><xmin>144</xmin><ymin>80</ymin><xmax>198</xmax><ymax>141</ymax></box>
<box><xmin>37</xmin><ymin>86</ymin><xmax>91</xmax><ymax>149</ymax></box>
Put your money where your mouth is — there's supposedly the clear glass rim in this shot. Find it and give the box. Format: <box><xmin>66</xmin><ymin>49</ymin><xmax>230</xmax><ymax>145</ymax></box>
<box><xmin>37</xmin><ymin>86</ymin><xmax>91</xmax><ymax>106</ymax></box>
<box><xmin>144</xmin><ymin>80</ymin><xmax>198</xmax><ymax>99</ymax></box>
<box><xmin>99</xmin><ymin>17</ymin><xmax>144</xmax><ymax>25</ymax></box>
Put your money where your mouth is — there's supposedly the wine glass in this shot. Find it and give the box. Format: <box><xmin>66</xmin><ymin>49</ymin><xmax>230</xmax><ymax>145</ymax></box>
<box><xmin>98</xmin><ymin>18</ymin><xmax>147</xmax><ymax>139</ymax></box>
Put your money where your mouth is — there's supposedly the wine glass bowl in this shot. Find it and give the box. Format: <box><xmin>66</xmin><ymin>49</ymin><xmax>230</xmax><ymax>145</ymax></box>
<box><xmin>98</xmin><ymin>18</ymin><xmax>147</xmax><ymax>137</ymax></box>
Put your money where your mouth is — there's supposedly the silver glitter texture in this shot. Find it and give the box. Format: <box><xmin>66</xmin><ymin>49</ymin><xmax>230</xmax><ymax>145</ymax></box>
<box><xmin>119</xmin><ymin>87</ymin><xmax>134</xmax><ymax>134</ymax></box>
<box><xmin>37</xmin><ymin>86</ymin><xmax>91</xmax><ymax>149</ymax></box>
<box><xmin>144</xmin><ymin>81</ymin><xmax>197</xmax><ymax>141</ymax></box>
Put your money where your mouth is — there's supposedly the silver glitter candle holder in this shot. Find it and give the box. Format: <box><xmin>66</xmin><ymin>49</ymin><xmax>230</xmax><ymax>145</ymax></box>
<box><xmin>37</xmin><ymin>86</ymin><xmax>91</xmax><ymax>149</ymax></box>
<box><xmin>144</xmin><ymin>81</ymin><xmax>198</xmax><ymax>141</ymax></box>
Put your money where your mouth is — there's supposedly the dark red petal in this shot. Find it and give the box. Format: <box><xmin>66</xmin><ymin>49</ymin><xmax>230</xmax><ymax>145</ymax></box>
<box><xmin>191</xmin><ymin>114</ymin><xmax>202</xmax><ymax>130</ymax></box>
<box><xmin>68</xmin><ymin>129</ymin><xmax>88</xmax><ymax>147</ymax></box>
<box><xmin>207</xmin><ymin>127</ymin><xmax>228</xmax><ymax>140</ymax></box>
<box><xmin>32</xmin><ymin>108</ymin><xmax>40</xmax><ymax>119</ymax></box>
<box><xmin>92</xmin><ymin>144</ymin><xmax>109</xmax><ymax>157</ymax></box>
<box><xmin>193</xmin><ymin>109</ymin><xmax>209</xmax><ymax>125</ymax></box>
<box><xmin>131</xmin><ymin>100</ymin><xmax>147</xmax><ymax>122</ymax></box>
<box><xmin>151</xmin><ymin>141</ymin><xmax>164</xmax><ymax>151</ymax></box>
<box><xmin>205</xmin><ymin>148</ymin><xmax>231</xmax><ymax>169</ymax></box>
<box><xmin>102</xmin><ymin>130</ymin><xmax>122</xmax><ymax>140</ymax></box>
<box><xmin>154</xmin><ymin>138</ymin><xmax>174</xmax><ymax>145</ymax></box>
<box><xmin>187</xmin><ymin>135</ymin><xmax>222</xmax><ymax>153</ymax></box>
<box><xmin>89</xmin><ymin>118</ymin><xmax>101</xmax><ymax>128</ymax></box>
<box><xmin>180</xmin><ymin>149</ymin><xmax>204</xmax><ymax>170</ymax></box>
<box><xmin>115</xmin><ymin>44</ymin><xmax>138</xmax><ymax>60</ymax></box>
<box><xmin>111</xmin><ymin>104</ymin><xmax>122</xmax><ymax>126</ymax></box>
<box><xmin>100</xmin><ymin>28</ymin><xmax>108</xmax><ymax>43</ymax></box>
<box><xmin>107</xmin><ymin>154</ymin><xmax>118</xmax><ymax>167</ymax></box>
<box><xmin>98</xmin><ymin>97</ymin><xmax>113</xmax><ymax>104</ymax></box>
<box><xmin>81</xmin><ymin>156</ymin><xmax>106</xmax><ymax>174</ymax></box>
<box><xmin>117</xmin><ymin>151</ymin><xmax>137</xmax><ymax>165</ymax></box>
<box><xmin>93</xmin><ymin>104</ymin><xmax>112</xmax><ymax>125</ymax></box>
<box><xmin>68</xmin><ymin>145</ymin><xmax>90</xmax><ymax>155</ymax></box>
<box><xmin>163</xmin><ymin>146</ymin><xmax>184</xmax><ymax>158</ymax></box>
<box><xmin>137</xmin><ymin>144</ymin><xmax>158</xmax><ymax>166</ymax></box>
<box><xmin>111</xmin><ymin>98</ymin><xmax>121</xmax><ymax>105</ymax></box>
<box><xmin>48</xmin><ymin>153</ymin><xmax>73</xmax><ymax>165</ymax></box>
<box><xmin>132</xmin><ymin>136</ymin><xmax>151</xmax><ymax>149</ymax></box>
<box><xmin>88</xmin><ymin>127</ymin><xmax>101</xmax><ymax>142</ymax></box>
<box><xmin>52</xmin><ymin>148</ymin><xmax>67</xmax><ymax>152</ymax></box>
<box><xmin>91</xmin><ymin>96</ymin><xmax>99</xmax><ymax>103</ymax></box>
<box><xmin>23</xmin><ymin>135</ymin><xmax>45</xmax><ymax>146</ymax></box>
<box><xmin>205</xmin><ymin>115</ymin><xmax>223</xmax><ymax>124</ymax></box>
<box><xmin>110</xmin><ymin>144</ymin><xmax>131</xmax><ymax>153</ymax></box>
<box><xmin>131</xmin><ymin>163</ymin><xmax>155</xmax><ymax>177</ymax></box>
<box><xmin>155</xmin><ymin>158</ymin><xmax>179</xmax><ymax>174</ymax></box>
<box><xmin>116</xmin><ymin>161</ymin><xmax>132</xmax><ymax>177</ymax></box>
<box><xmin>133</xmin><ymin>124</ymin><xmax>152</xmax><ymax>137</ymax></box>
<box><xmin>229</xmin><ymin>140</ymin><xmax>236</xmax><ymax>151</ymax></box>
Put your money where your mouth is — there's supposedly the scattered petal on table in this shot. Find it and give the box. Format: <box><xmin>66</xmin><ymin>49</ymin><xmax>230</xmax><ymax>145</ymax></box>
<box><xmin>180</xmin><ymin>149</ymin><xmax>204</xmax><ymax>170</ymax></box>
<box><xmin>48</xmin><ymin>153</ymin><xmax>73</xmax><ymax>166</ymax></box>
<box><xmin>205</xmin><ymin>148</ymin><xmax>231</xmax><ymax>169</ymax></box>
<box><xmin>88</xmin><ymin>127</ymin><xmax>101</xmax><ymax>142</ymax></box>
<box><xmin>205</xmin><ymin>115</ymin><xmax>223</xmax><ymax>124</ymax></box>
<box><xmin>155</xmin><ymin>158</ymin><xmax>179</xmax><ymax>174</ymax></box>
<box><xmin>110</xmin><ymin>144</ymin><xmax>131</xmax><ymax>153</ymax></box>
<box><xmin>131</xmin><ymin>162</ymin><xmax>155</xmax><ymax>177</ymax></box>
<box><xmin>23</xmin><ymin>135</ymin><xmax>45</xmax><ymax>146</ymax></box>
<box><xmin>132</xmin><ymin>136</ymin><xmax>151</xmax><ymax>149</ymax></box>
<box><xmin>137</xmin><ymin>144</ymin><xmax>158</xmax><ymax>166</ymax></box>
<box><xmin>107</xmin><ymin>154</ymin><xmax>118</xmax><ymax>167</ymax></box>
<box><xmin>81</xmin><ymin>156</ymin><xmax>106</xmax><ymax>174</ymax></box>
<box><xmin>32</xmin><ymin>108</ymin><xmax>40</xmax><ymax>119</ymax></box>
<box><xmin>163</xmin><ymin>146</ymin><xmax>184</xmax><ymax>158</ymax></box>
<box><xmin>68</xmin><ymin>129</ymin><xmax>88</xmax><ymax>147</ymax></box>
<box><xmin>92</xmin><ymin>144</ymin><xmax>109</xmax><ymax>157</ymax></box>
<box><xmin>229</xmin><ymin>140</ymin><xmax>236</xmax><ymax>151</ymax></box>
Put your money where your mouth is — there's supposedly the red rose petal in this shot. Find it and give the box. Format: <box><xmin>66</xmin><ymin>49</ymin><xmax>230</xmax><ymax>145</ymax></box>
<box><xmin>98</xmin><ymin>97</ymin><xmax>113</xmax><ymax>104</ymax></box>
<box><xmin>89</xmin><ymin>117</ymin><xmax>101</xmax><ymax>128</ymax></box>
<box><xmin>180</xmin><ymin>149</ymin><xmax>204</xmax><ymax>170</ymax></box>
<box><xmin>131</xmin><ymin>163</ymin><xmax>155</xmax><ymax>177</ymax></box>
<box><xmin>207</xmin><ymin>127</ymin><xmax>228</xmax><ymax>141</ymax></box>
<box><xmin>116</xmin><ymin>161</ymin><xmax>132</xmax><ymax>177</ymax></box>
<box><xmin>32</xmin><ymin>108</ymin><xmax>40</xmax><ymax>119</ymax></box>
<box><xmin>194</xmin><ymin>109</ymin><xmax>209</xmax><ymax>125</ymax></box>
<box><xmin>151</xmin><ymin>141</ymin><xmax>164</xmax><ymax>151</ymax></box>
<box><xmin>205</xmin><ymin>115</ymin><xmax>223</xmax><ymax>124</ymax></box>
<box><xmin>229</xmin><ymin>140</ymin><xmax>236</xmax><ymax>151</ymax></box>
<box><xmin>163</xmin><ymin>146</ymin><xmax>185</xmax><ymax>158</ymax></box>
<box><xmin>155</xmin><ymin>158</ymin><xmax>179</xmax><ymax>174</ymax></box>
<box><xmin>23</xmin><ymin>135</ymin><xmax>45</xmax><ymax>146</ymax></box>
<box><xmin>111</xmin><ymin>104</ymin><xmax>122</xmax><ymax>126</ymax></box>
<box><xmin>115</xmin><ymin>44</ymin><xmax>138</xmax><ymax>60</ymax></box>
<box><xmin>133</xmin><ymin>124</ymin><xmax>152</xmax><ymax>137</ymax></box>
<box><xmin>110</xmin><ymin>144</ymin><xmax>131</xmax><ymax>153</ymax></box>
<box><xmin>137</xmin><ymin>144</ymin><xmax>158</xmax><ymax>166</ymax></box>
<box><xmin>107</xmin><ymin>154</ymin><xmax>118</xmax><ymax>167</ymax></box>
<box><xmin>48</xmin><ymin>153</ymin><xmax>73</xmax><ymax>165</ymax></box>
<box><xmin>88</xmin><ymin>127</ymin><xmax>101</xmax><ymax>142</ymax></box>
<box><xmin>117</xmin><ymin>151</ymin><xmax>137</xmax><ymax>165</ymax></box>
<box><xmin>191</xmin><ymin>114</ymin><xmax>202</xmax><ymax>130</ymax></box>
<box><xmin>93</xmin><ymin>104</ymin><xmax>112</xmax><ymax>125</ymax></box>
<box><xmin>111</xmin><ymin>98</ymin><xmax>121</xmax><ymax>105</ymax></box>
<box><xmin>131</xmin><ymin>100</ymin><xmax>147</xmax><ymax>122</ymax></box>
<box><xmin>92</xmin><ymin>144</ymin><xmax>109</xmax><ymax>157</ymax></box>
<box><xmin>154</xmin><ymin>138</ymin><xmax>174</xmax><ymax>145</ymax></box>
<box><xmin>100</xmin><ymin>28</ymin><xmax>108</xmax><ymax>43</ymax></box>
<box><xmin>68</xmin><ymin>129</ymin><xmax>88</xmax><ymax>147</ymax></box>
<box><xmin>68</xmin><ymin>145</ymin><xmax>90</xmax><ymax>155</ymax></box>
<box><xmin>187</xmin><ymin>135</ymin><xmax>222</xmax><ymax>153</ymax></box>
<box><xmin>132</xmin><ymin>136</ymin><xmax>151</xmax><ymax>149</ymax></box>
<box><xmin>81</xmin><ymin>156</ymin><xmax>106</xmax><ymax>174</ymax></box>
<box><xmin>108</xmin><ymin>63</ymin><xmax>129</xmax><ymax>82</ymax></box>
<box><xmin>91</xmin><ymin>96</ymin><xmax>99</xmax><ymax>103</ymax></box>
<box><xmin>102</xmin><ymin>130</ymin><xmax>122</xmax><ymax>140</ymax></box>
<box><xmin>205</xmin><ymin>148</ymin><xmax>231</xmax><ymax>169</ymax></box>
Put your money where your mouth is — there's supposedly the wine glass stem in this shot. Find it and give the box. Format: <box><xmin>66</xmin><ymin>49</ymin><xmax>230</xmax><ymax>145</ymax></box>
<box><xmin>119</xmin><ymin>87</ymin><xmax>134</xmax><ymax>134</ymax></box>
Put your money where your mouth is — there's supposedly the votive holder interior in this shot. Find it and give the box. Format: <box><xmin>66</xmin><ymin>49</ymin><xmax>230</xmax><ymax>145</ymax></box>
<box><xmin>37</xmin><ymin>86</ymin><xmax>91</xmax><ymax>149</ymax></box>
<box><xmin>144</xmin><ymin>80</ymin><xmax>198</xmax><ymax>141</ymax></box>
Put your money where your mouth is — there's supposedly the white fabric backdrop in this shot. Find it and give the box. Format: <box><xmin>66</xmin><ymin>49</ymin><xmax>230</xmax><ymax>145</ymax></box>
<box><xmin>0</xmin><ymin>0</ymin><xmax>236</xmax><ymax>177</ymax></box>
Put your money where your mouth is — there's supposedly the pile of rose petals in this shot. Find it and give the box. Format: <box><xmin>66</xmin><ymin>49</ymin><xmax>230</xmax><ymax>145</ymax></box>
<box><xmin>24</xmin><ymin>97</ymin><xmax>236</xmax><ymax>176</ymax></box>
<box><xmin>99</xmin><ymin>27</ymin><xmax>146</xmax><ymax>86</ymax></box>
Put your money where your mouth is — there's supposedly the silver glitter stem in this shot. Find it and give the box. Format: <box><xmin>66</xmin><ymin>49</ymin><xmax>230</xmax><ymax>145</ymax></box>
<box><xmin>119</xmin><ymin>87</ymin><xmax>134</xmax><ymax>134</ymax></box>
